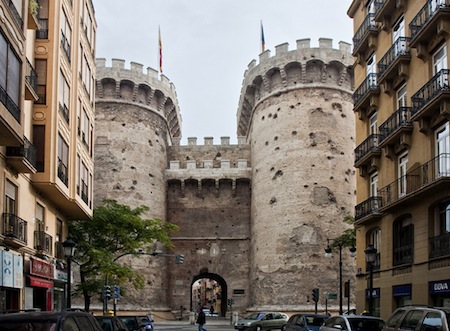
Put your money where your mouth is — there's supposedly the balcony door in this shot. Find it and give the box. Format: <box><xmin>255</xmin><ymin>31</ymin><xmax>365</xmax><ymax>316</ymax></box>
<box><xmin>397</xmin><ymin>84</ymin><xmax>408</xmax><ymax>124</ymax></box>
<box><xmin>398</xmin><ymin>151</ymin><xmax>408</xmax><ymax>197</ymax></box>
<box><xmin>434</xmin><ymin>45</ymin><xmax>448</xmax><ymax>89</ymax></box>
<box><xmin>393</xmin><ymin>17</ymin><xmax>406</xmax><ymax>55</ymax></box>
<box><xmin>436</xmin><ymin>122</ymin><xmax>450</xmax><ymax>176</ymax></box>
<box><xmin>370</xmin><ymin>172</ymin><xmax>379</xmax><ymax>209</ymax></box>
<box><xmin>367</xmin><ymin>53</ymin><xmax>377</xmax><ymax>86</ymax></box>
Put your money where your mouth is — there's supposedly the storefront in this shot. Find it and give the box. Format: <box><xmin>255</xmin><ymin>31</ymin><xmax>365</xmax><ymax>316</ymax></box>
<box><xmin>430</xmin><ymin>280</ymin><xmax>450</xmax><ymax>307</ymax></box>
<box><xmin>393</xmin><ymin>284</ymin><xmax>412</xmax><ymax>308</ymax></box>
<box><xmin>0</xmin><ymin>248</ymin><xmax>23</xmax><ymax>311</ymax></box>
<box><xmin>365</xmin><ymin>287</ymin><xmax>380</xmax><ymax>316</ymax></box>
<box><xmin>53</xmin><ymin>262</ymin><xmax>68</xmax><ymax>311</ymax></box>
<box><xmin>26</xmin><ymin>258</ymin><xmax>54</xmax><ymax>311</ymax></box>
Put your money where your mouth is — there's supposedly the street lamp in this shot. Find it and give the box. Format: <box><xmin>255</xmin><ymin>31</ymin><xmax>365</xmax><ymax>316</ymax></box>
<box><xmin>63</xmin><ymin>238</ymin><xmax>76</xmax><ymax>309</ymax></box>
<box><xmin>325</xmin><ymin>239</ymin><xmax>356</xmax><ymax>315</ymax></box>
<box><xmin>365</xmin><ymin>244</ymin><xmax>377</xmax><ymax>316</ymax></box>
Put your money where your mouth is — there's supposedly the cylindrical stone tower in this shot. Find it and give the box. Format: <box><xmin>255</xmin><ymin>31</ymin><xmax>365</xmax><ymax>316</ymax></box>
<box><xmin>236</xmin><ymin>38</ymin><xmax>356</xmax><ymax>310</ymax></box>
<box><xmin>94</xmin><ymin>58</ymin><xmax>181</xmax><ymax>309</ymax></box>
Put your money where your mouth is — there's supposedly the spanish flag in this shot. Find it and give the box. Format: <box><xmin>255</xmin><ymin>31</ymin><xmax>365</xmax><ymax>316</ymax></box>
<box><xmin>158</xmin><ymin>26</ymin><xmax>163</xmax><ymax>73</ymax></box>
<box><xmin>260</xmin><ymin>21</ymin><xmax>265</xmax><ymax>53</ymax></box>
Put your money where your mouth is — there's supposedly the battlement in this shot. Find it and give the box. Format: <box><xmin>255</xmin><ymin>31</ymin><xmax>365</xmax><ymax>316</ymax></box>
<box><xmin>96</xmin><ymin>58</ymin><xmax>182</xmax><ymax>139</ymax></box>
<box><xmin>171</xmin><ymin>136</ymin><xmax>248</xmax><ymax>146</ymax></box>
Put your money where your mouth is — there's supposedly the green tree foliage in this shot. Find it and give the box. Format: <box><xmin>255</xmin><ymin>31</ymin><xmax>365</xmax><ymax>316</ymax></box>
<box><xmin>329</xmin><ymin>215</ymin><xmax>356</xmax><ymax>249</ymax></box>
<box><xmin>69</xmin><ymin>200</ymin><xmax>179</xmax><ymax>311</ymax></box>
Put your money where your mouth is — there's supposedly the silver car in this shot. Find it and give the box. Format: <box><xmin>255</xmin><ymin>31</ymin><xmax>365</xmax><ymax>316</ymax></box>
<box><xmin>319</xmin><ymin>315</ymin><xmax>384</xmax><ymax>331</ymax></box>
<box><xmin>235</xmin><ymin>312</ymin><xmax>289</xmax><ymax>331</ymax></box>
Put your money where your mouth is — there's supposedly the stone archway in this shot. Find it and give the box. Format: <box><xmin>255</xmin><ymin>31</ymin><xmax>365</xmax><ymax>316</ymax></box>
<box><xmin>191</xmin><ymin>270</ymin><xmax>228</xmax><ymax>317</ymax></box>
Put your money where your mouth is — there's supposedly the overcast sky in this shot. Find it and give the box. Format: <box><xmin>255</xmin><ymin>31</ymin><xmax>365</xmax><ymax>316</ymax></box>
<box><xmin>94</xmin><ymin>0</ymin><xmax>354</xmax><ymax>145</ymax></box>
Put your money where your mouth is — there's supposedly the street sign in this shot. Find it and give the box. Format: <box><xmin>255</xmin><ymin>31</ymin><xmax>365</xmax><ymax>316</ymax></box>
<box><xmin>327</xmin><ymin>293</ymin><xmax>337</xmax><ymax>300</ymax></box>
<box><xmin>114</xmin><ymin>285</ymin><xmax>120</xmax><ymax>299</ymax></box>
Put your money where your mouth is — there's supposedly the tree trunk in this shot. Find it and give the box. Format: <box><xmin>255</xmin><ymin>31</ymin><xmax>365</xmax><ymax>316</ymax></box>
<box><xmin>80</xmin><ymin>270</ymin><xmax>91</xmax><ymax>311</ymax></box>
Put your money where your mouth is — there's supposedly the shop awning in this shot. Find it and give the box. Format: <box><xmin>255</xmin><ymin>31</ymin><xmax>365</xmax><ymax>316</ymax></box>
<box><xmin>28</xmin><ymin>276</ymin><xmax>53</xmax><ymax>288</ymax></box>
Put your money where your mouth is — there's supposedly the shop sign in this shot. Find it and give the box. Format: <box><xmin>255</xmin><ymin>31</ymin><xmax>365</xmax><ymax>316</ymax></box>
<box><xmin>54</xmin><ymin>268</ymin><xmax>68</xmax><ymax>282</ymax></box>
<box><xmin>13</xmin><ymin>253</ymin><xmax>23</xmax><ymax>288</ymax></box>
<box><xmin>2</xmin><ymin>250</ymin><xmax>13</xmax><ymax>287</ymax></box>
<box><xmin>0</xmin><ymin>250</ymin><xmax>23</xmax><ymax>288</ymax></box>
<box><xmin>30</xmin><ymin>258</ymin><xmax>54</xmax><ymax>278</ymax></box>
<box><xmin>365</xmin><ymin>288</ymin><xmax>380</xmax><ymax>299</ymax></box>
<box><xmin>430</xmin><ymin>280</ymin><xmax>450</xmax><ymax>294</ymax></box>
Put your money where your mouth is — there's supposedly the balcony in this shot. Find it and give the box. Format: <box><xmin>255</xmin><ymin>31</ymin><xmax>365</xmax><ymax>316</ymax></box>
<box><xmin>54</xmin><ymin>241</ymin><xmax>64</xmax><ymax>260</ymax></box>
<box><xmin>353</xmin><ymin>73</ymin><xmax>380</xmax><ymax>118</ymax></box>
<box><xmin>25</xmin><ymin>59</ymin><xmax>39</xmax><ymax>101</ymax></box>
<box><xmin>36</xmin><ymin>18</ymin><xmax>48</xmax><ymax>39</ymax></box>
<box><xmin>377</xmin><ymin>37</ymin><xmax>411</xmax><ymax>90</ymax></box>
<box><xmin>379</xmin><ymin>154</ymin><xmax>450</xmax><ymax>211</ymax></box>
<box><xmin>58</xmin><ymin>102</ymin><xmax>70</xmax><ymax>124</ymax></box>
<box><xmin>354</xmin><ymin>134</ymin><xmax>381</xmax><ymax>175</ymax></box>
<box><xmin>378</xmin><ymin>107</ymin><xmax>413</xmax><ymax>157</ymax></box>
<box><xmin>430</xmin><ymin>233</ymin><xmax>450</xmax><ymax>259</ymax></box>
<box><xmin>6</xmin><ymin>136</ymin><xmax>37</xmax><ymax>173</ymax></box>
<box><xmin>0</xmin><ymin>84</ymin><xmax>20</xmax><ymax>123</ymax></box>
<box><xmin>411</xmin><ymin>69</ymin><xmax>450</xmax><ymax>134</ymax></box>
<box><xmin>374</xmin><ymin>0</ymin><xmax>407</xmax><ymax>28</ymax></box>
<box><xmin>2</xmin><ymin>213</ymin><xmax>27</xmax><ymax>247</ymax></box>
<box><xmin>5</xmin><ymin>0</ymin><xmax>23</xmax><ymax>30</ymax></box>
<box><xmin>27</xmin><ymin>0</ymin><xmax>39</xmax><ymax>30</ymax></box>
<box><xmin>352</xmin><ymin>13</ymin><xmax>380</xmax><ymax>57</ymax></box>
<box><xmin>409</xmin><ymin>0</ymin><xmax>450</xmax><ymax>56</ymax></box>
<box><xmin>57</xmin><ymin>157</ymin><xmax>68</xmax><ymax>186</ymax></box>
<box><xmin>34</xmin><ymin>231</ymin><xmax>53</xmax><ymax>255</ymax></box>
<box><xmin>354</xmin><ymin>196</ymin><xmax>383</xmax><ymax>224</ymax></box>
<box><xmin>393</xmin><ymin>243</ymin><xmax>413</xmax><ymax>266</ymax></box>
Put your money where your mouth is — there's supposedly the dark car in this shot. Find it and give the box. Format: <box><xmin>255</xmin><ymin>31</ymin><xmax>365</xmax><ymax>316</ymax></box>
<box><xmin>283</xmin><ymin>314</ymin><xmax>329</xmax><ymax>331</ymax></box>
<box><xmin>235</xmin><ymin>312</ymin><xmax>289</xmax><ymax>331</ymax></box>
<box><xmin>96</xmin><ymin>315</ymin><xmax>130</xmax><ymax>331</ymax></box>
<box><xmin>119</xmin><ymin>315</ymin><xmax>153</xmax><ymax>331</ymax></box>
<box><xmin>0</xmin><ymin>308</ymin><xmax>103</xmax><ymax>331</ymax></box>
<box><xmin>319</xmin><ymin>315</ymin><xmax>384</xmax><ymax>331</ymax></box>
<box><xmin>383</xmin><ymin>306</ymin><xmax>450</xmax><ymax>331</ymax></box>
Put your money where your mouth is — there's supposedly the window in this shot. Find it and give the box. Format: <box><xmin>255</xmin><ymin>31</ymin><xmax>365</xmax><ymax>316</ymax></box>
<box><xmin>438</xmin><ymin>201</ymin><xmax>450</xmax><ymax>234</ymax></box>
<box><xmin>0</xmin><ymin>30</ymin><xmax>21</xmax><ymax>121</ymax></box>
<box><xmin>81</xmin><ymin>162</ymin><xmax>89</xmax><ymax>204</ymax></box>
<box><xmin>57</xmin><ymin>134</ymin><xmax>69</xmax><ymax>186</ymax></box>
<box><xmin>83</xmin><ymin>3</ymin><xmax>93</xmax><ymax>45</ymax></box>
<box><xmin>34</xmin><ymin>203</ymin><xmax>45</xmax><ymax>250</ymax></box>
<box><xmin>369</xmin><ymin>228</ymin><xmax>381</xmax><ymax>270</ymax></box>
<box><xmin>435</xmin><ymin>123</ymin><xmax>450</xmax><ymax>176</ymax></box>
<box><xmin>369</xmin><ymin>113</ymin><xmax>377</xmax><ymax>135</ymax></box>
<box><xmin>58</xmin><ymin>71</ymin><xmax>70</xmax><ymax>124</ymax></box>
<box><xmin>393</xmin><ymin>17</ymin><xmax>406</xmax><ymax>55</ymax></box>
<box><xmin>60</xmin><ymin>11</ymin><xmax>72</xmax><ymax>62</ymax></box>
<box><xmin>5</xmin><ymin>180</ymin><xmax>17</xmax><ymax>215</ymax></box>
<box><xmin>421</xmin><ymin>312</ymin><xmax>443</xmax><ymax>330</ymax></box>
<box><xmin>393</xmin><ymin>216</ymin><xmax>414</xmax><ymax>266</ymax></box>
<box><xmin>81</xmin><ymin>108</ymin><xmax>89</xmax><ymax>148</ymax></box>
<box><xmin>35</xmin><ymin>59</ymin><xmax>47</xmax><ymax>104</ymax></box>
<box><xmin>398</xmin><ymin>152</ymin><xmax>408</xmax><ymax>197</ymax></box>
<box><xmin>33</xmin><ymin>125</ymin><xmax>45</xmax><ymax>172</ymax></box>
<box><xmin>367</xmin><ymin>53</ymin><xmax>377</xmax><ymax>87</ymax></box>
<box><xmin>400</xmin><ymin>310</ymin><xmax>422</xmax><ymax>330</ymax></box>
<box><xmin>433</xmin><ymin>44</ymin><xmax>447</xmax><ymax>74</ymax></box>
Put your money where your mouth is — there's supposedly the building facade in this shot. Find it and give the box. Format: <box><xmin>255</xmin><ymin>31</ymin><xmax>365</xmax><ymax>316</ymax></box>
<box><xmin>0</xmin><ymin>0</ymin><xmax>95</xmax><ymax>311</ymax></box>
<box><xmin>349</xmin><ymin>0</ymin><xmax>450</xmax><ymax>320</ymax></box>
<box><xmin>94</xmin><ymin>39</ymin><xmax>357</xmax><ymax>315</ymax></box>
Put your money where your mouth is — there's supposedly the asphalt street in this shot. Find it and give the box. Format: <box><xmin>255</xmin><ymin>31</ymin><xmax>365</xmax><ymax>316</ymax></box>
<box><xmin>154</xmin><ymin>319</ymin><xmax>235</xmax><ymax>330</ymax></box>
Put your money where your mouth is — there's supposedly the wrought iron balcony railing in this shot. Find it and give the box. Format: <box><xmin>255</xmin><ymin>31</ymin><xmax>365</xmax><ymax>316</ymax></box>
<box><xmin>430</xmin><ymin>232</ymin><xmax>450</xmax><ymax>258</ymax></box>
<box><xmin>378</xmin><ymin>37</ymin><xmax>411</xmax><ymax>78</ymax></box>
<box><xmin>353</xmin><ymin>73</ymin><xmax>378</xmax><ymax>106</ymax></box>
<box><xmin>410</xmin><ymin>0</ymin><xmax>450</xmax><ymax>41</ymax></box>
<box><xmin>393</xmin><ymin>243</ymin><xmax>413</xmax><ymax>266</ymax></box>
<box><xmin>0</xmin><ymin>84</ymin><xmax>20</xmax><ymax>122</ymax></box>
<box><xmin>6</xmin><ymin>136</ymin><xmax>37</xmax><ymax>168</ymax></box>
<box><xmin>25</xmin><ymin>59</ymin><xmax>38</xmax><ymax>93</ymax></box>
<box><xmin>36</xmin><ymin>18</ymin><xmax>48</xmax><ymax>39</ymax></box>
<box><xmin>2</xmin><ymin>213</ymin><xmax>27</xmax><ymax>243</ymax></box>
<box><xmin>55</xmin><ymin>241</ymin><xmax>64</xmax><ymax>260</ymax></box>
<box><xmin>353</xmin><ymin>13</ymin><xmax>378</xmax><ymax>53</ymax></box>
<box><xmin>378</xmin><ymin>154</ymin><xmax>450</xmax><ymax>207</ymax></box>
<box><xmin>355</xmin><ymin>196</ymin><xmax>382</xmax><ymax>221</ymax></box>
<box><xmin>6</xmin><ymin>0</ymin><xmax>23</xmax><ymax>29</ymax></box>
<box><xmin>34</xmin><ymin>231</ymin><xmax>53</xmax><ymax>254</ymax></box>
<box><xmin>354</xmin><ymin>134</ymin><xmax>381</xmax><ymax>164</ymax></box>
<box><xmin>411</xmin><ymin>69</ymin><xmax>450</xmax><ymax>117</ymax></box>
<box><xmin>60</xmin><ymin>31</ymin><xmax>71</xmax><ymax>63</ymax></box>
<box><xmin>379</xmin><ymin>107</ymin><xmax>413</xmax><ymax>144</ymax></box>
<box><xmin>58</xmin><ymin>102</ymin><xmax>70</xmax><ymax>124</ymax></box>
<box><xmin>81</xmin><ymin>180</ymin><xmax>89</xmax><ymax>204</ymax></box>
<box><xmin>57</xmin><ymin>157</ymin><xmax>68</xmax><ymax>186</ymax></box>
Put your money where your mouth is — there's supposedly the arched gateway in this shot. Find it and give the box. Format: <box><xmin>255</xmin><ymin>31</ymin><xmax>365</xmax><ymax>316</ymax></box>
<box><xmin>191</xmin><ymin>271</ymin><xmax>228</xmax><ymax>317</ymax></box>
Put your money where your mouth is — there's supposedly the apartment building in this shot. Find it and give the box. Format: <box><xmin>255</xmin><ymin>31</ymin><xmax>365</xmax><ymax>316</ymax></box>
<box><xmin>349</xmin><ymin>0</ymin><xmax>450</xmax><ymax>319</ymax></box>
<box><xmin>0</xmin><ymin>0</ymin><xmax>95</xmax><ymax>311</ymax></box>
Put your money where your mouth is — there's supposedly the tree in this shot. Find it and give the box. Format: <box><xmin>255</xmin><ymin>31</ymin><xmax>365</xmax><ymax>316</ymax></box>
<box><xmin>329</xmin><ymin>215</ymin><xmax>356</xmax><ymax>249</ymax></box>
<box><xmin>69</xmin><ymin>199</ymin><xmax>179</xmax><ymax>311</ymax></box>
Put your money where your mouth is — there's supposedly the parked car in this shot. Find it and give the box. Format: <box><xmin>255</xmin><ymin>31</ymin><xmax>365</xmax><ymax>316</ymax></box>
<box><xmin>319</xmin><ymin>315</ymin><xmax>384</xmax><ymax>331</ymax></box>
<box><xmin>235</xmin><ymin>311</ymin><xmax>289</xmax><ymax>331</ymax></box>
<box><xmin>119</xmin><ymin>315</ymin><xmax>153</xmax><ymax>331</ymax></box>
<box><xmin>383</xmin><ymin>306</ymin><xmax>450</xmax><ymax>331</ymax></box>
<box><xmin>96</xmin><ymin>315</ymin><xmax>130</xmax><ymax>331</ymax></box>
<box><xmin>283</xmin><ymin>314</ymin><xmax>329</xmax><ymax>331</ymax></box>
<box><xmin>0</xmin><ymin>308</ymin><xmax>103</xmax><ymax>331</ymax></box>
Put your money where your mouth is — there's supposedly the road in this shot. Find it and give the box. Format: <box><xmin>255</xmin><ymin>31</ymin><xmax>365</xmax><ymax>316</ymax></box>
<box><xmin>154</xmin><ymin>319</ymin><xmax>235</xmax><ymax>330</ymax></box>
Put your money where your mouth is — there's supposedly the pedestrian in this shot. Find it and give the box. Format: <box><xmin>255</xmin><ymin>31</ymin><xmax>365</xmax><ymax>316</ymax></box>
<box><xmin>196</xmin><ymin>308</ymin><xmax>207</xmax><ymax>331</ymax></box>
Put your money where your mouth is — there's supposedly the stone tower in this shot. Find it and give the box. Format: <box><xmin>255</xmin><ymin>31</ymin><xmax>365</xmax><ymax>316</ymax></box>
<box><xmin>94</xmin><ymin>59</ymin><xmax>181</xmax><ymax>308</ymax></box>
<box><xmin>236</xmin><ymin>38</ymin><xmax>355</xmax><ymax>309</ymax></box>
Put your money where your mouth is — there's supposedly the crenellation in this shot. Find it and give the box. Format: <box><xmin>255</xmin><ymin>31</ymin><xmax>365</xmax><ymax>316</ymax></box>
<box><xmin>204</xmin><ymin>137</ymin><xmax>214</xmax><ymax>145</ymax></box>
<box><xmin>168</xmin><ymin>159</ymin><xmax>249</xmax><ymax>170</ymax></box>
<box><xmin>319</xmin><ymin>37</ymin><xmax>333</xmax><ymax>48</ymax></box>
<box><xmin>96</xmin><ymin>57</ymin><xmax>106</xmax><ymax>67</ymax></box>
<box><xmin>220</xmin><ymin>136</ymin><xmax>230</xmax><ymax>145</ymax></box>
<box><xmin>130</xmin><ymin>61</ymin><xmax>143</xmax><ymax>73</ymax></box>
<box><xmin>188</xmin><ymin>137</ymin><xmax>197</xmax><ymax>146</ymax></box>
<box><xmin>297</xmin><ymin>38</ymin><xmax>311</xmax><ymax>49</ymax></box>
<box><xmin>147</xmin><ymin>67</ymin><xmax>158</xmax><ymax>79</ymax></box>
<box><xmin>111</xmin><ymin>58</ymin><xmax>125</xmax><ymax>69</ymax></box>
<box><xmin>275</xmin><ymin>42</ymin><xmax>289</xmax><ymax>55</ymax></box>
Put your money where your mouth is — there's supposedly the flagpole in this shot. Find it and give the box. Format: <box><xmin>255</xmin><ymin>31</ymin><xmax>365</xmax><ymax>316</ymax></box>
<box><xmin>158</xmin><ymin>25</ymin><xmax>163</xmax><ymax>74</ymax></box>
<box><xmin>260</xmin><ymin>20</ymin><xmax>265</xmax><ymax>53</ymax></box>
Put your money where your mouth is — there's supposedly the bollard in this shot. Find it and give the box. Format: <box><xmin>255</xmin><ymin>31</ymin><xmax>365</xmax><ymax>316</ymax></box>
<box><xmin>232</xmin><ymin>311</ymin><xmax>239</xmax><ymax>325</ymax></box>
<box><xmin>189</xmin><ymin>311</ymin><xmax>196</xmax><ymax>324</ymax></box>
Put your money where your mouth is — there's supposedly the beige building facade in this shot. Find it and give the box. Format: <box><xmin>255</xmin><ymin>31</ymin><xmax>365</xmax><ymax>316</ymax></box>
<box><xmin>0</xmin><ymin>0</ymin><xmax>95</xmax><ymax>311</ymax></box>
<box><xmin>349</xmin><ymin>0</ymin><xmax>450</xmax><ymax>320</ymax></box>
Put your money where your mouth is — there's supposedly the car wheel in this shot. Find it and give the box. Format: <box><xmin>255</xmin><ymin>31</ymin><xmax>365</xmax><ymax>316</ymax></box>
<box><xmin>255</xmin><ymin>326</ymin><xmax>262</xmax><ymax>331</ymax></box>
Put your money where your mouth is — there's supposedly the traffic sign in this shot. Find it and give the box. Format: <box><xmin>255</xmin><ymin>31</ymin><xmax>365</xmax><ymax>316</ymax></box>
<box><xmin>114</xmin><ymin>285</ymin><xmax>120</xmax><ymax>299</ymax></box>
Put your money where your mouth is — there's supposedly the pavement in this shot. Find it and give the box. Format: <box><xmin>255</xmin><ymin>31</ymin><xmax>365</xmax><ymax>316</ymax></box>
<box><xmin>153</xmin><ymin>318</ymin><xmax>235</xmax><ymax>330</ymax></box>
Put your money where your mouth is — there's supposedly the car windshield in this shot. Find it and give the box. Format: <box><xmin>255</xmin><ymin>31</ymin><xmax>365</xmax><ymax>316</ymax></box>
<box><xmin>0</xmin><ymin>321</ymin><xmax>56</xmax><ymax>331</ymax></box>
<box><xmin>349</xmin><ymin>318</ymin><xmax>384</xmax><ymax>331</ymax></box>
<box><xmin>306</xmin><ymin>316</ymin><xmax>327</xmax><ymax>326</ymax></box>
<box><xmin>245</xmin><ymin>313</ymin><xmax>265</xmax><ymax>320</ymax></box>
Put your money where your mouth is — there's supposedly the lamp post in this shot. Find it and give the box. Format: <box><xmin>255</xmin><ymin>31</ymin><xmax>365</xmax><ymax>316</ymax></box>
<box><xmin>325</xmin><ymin>239</ymin><xmax>356</xmax><ymax>315</ymax></box>
<box><xmin>365</xmin><ymin>244</ymin><xmax>377</xmax><ymax>316</ymax></box>
<box><xmin>63</xmin><ymin>239</ymin><xmax>76</xmax><ymax>309</ymax></box>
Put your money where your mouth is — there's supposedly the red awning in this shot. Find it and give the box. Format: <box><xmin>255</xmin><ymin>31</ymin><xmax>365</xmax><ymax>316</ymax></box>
<box><xmin>28</xmin><ymin>276</ymin><xmax>53</xmax><ymax>288</ymax></box>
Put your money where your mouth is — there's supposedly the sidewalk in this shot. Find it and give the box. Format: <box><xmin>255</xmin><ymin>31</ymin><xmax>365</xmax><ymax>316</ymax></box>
<box><xmin>155</xmin><ymin>318</ymin><xmax>233</xmax><ymax>325</ymax></box>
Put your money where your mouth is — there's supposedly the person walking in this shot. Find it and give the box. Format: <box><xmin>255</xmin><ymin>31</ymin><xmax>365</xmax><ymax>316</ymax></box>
<box><xmin>196</xmin><ymin>308</ymin><xmax>207</xmax><ymax>331</ymax></box>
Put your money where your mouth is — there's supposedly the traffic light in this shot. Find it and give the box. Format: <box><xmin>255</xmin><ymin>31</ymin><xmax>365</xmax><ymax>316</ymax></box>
<box><xmin>176</xmin><ymin>254</ymin><xmax>184</xmax><ymax>264</ymax></box>
<box><xmin>312</xmin><ymin>288</ymin><xmax>319</xmax><ymax>303</ymax></box>
<box><xmin>105</xmin><ymin>285</ymin><xmax>111</xmax><ymax>300</ymax></box>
